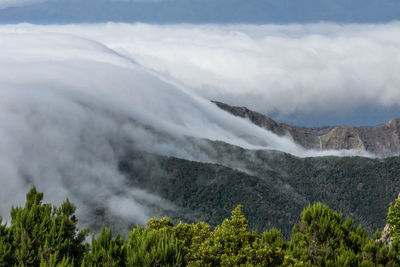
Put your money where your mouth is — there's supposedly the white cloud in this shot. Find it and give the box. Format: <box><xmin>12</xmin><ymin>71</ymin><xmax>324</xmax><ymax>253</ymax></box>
<box><xmin>46</xmin><ymin>22</ymin><xmax>399</xmax><ymax>120</ymax></box>
<box><xmin>7</xmin><ymin>23</ymin><xmax>400</xmax><ymax>119</ymax></box>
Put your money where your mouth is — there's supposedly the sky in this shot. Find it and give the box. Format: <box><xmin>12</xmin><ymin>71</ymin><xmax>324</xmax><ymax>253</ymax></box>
<box><xmin>1</xmin><ymin>0</ymin><xmax>400</xmax><ymax>24</ymax></box>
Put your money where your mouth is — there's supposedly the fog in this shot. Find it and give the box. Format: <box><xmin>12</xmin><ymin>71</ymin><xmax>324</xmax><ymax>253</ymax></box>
<box><xmin>0</xmin><ymin>22</ymin><xmax>392</xmax><ymax>227</ymax></box>
<box><xmin>55</xmin><ymin>22</ymin><xmax>400</xmax><ymax>123</ymax></box>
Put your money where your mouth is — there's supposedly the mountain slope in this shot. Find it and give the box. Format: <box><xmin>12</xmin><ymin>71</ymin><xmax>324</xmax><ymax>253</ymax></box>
<box><xmin>114</xmin><ymin>141</ymin><xmax>400</xmax><ymax>238</ymax></box>
<box><xmin>214</xmin><ymin>101</ymin><xmax>400</xmax><ymax>156</ymax></box>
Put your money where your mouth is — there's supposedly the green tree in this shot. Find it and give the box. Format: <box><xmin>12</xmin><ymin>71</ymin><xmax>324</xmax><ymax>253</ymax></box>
<box><xmin>174</xmin><ymin>221</ymin><xmax>211</xmax><ymax>264</ymax></box>
<box><xmin>40</xmin><ymin>253</ymin><xmax>72</xmax><ymax>267</ymax></box>
<box><xmin>289</xmin><ymin>203</ymin><xmax>368</xmax><ymax>266</ymax></box>
<box><xmin>384</xmin><ymin>197</ymin><xmax>400</xmax><ymax>265</ymax></box>
<box><xmin>126</xmin><ymin>225</ymin><xmax>184</xmax><ymax>266</ymax></box>
<box><xmin>0</xmin><ymin>216</ymin><xmax>12</xmax><ymax>266</ymax></box>
<box><xmin>9</xmin><ymin>187</ymin><xmax>89</xmax><ymax>266</ymax></box>
<box><xmin>387</xmin><ymin>198</ymin><xmax>400</xmax><ymax>243</ymax></box>
<box><xmin>82</xmin><ymin>226</ymin><xmax>126</xmax><ymax>267</ymax></box>
<box><xmin>146</xmin><ymin>217</ymin><xmax>212</xmax><ymax>265</ymax></box>
<box><xmin>190</xmin><ymin>205</ymin><xmax>284</xmax><ymax>266</ymax></box>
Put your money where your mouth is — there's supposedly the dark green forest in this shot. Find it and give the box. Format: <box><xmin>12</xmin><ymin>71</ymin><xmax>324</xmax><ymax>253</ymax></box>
<box><xmin>1</xmin><ymin>187</ymin><xmax>400</xmax><ymax>266</ymax></box>
<box><xmin>118</xmin><ymin>145</ymin><xmax>400</xmax><ymax>238</ymax></box>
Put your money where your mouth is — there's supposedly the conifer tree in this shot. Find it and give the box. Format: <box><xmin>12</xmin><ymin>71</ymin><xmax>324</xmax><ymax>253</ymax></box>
<box><xmin>289</xmin><ymin>203</ymin><xmax>368</xmax><ymax>265</ymax></box>
<box><xmin>8</xmin><ymin>187</ymin><xmax>89</xmax><ymax>266</ymax></box>
<box><xmin>83</xmin><ymin>226</ymin><xmax>126</xmax><ymax>267</ymax></box>
<box><xmin>191</xmin><ymin>205</ymin><xmax>284</xmax><ymax>266</ymax></box>
<box><xmin>0</xmin><ymin>217</ymin><xmax>12</xmax><ymax>266</ymax></box>
<box><xmin>126</xmin><ymin>225</ymin><xmax>184</xmax><ymax>266</ymax></box>
<box><xmin>387</xmin><ymin>198</ymin><xmax>400</xmax><ymax>243</ymax></box>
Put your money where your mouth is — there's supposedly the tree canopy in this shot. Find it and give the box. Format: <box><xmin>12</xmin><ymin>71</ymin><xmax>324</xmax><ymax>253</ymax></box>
<box><xmin>0</xmin><ymin>187</ymin><xmax>400</xmax><ymax>266</ymax></box>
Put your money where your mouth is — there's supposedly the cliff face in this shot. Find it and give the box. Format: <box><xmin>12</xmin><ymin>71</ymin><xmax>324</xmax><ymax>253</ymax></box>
<box><xmin>214</xmin><ymin>101</ymin><xmax>400</xmax><ymax>156</ymax></box>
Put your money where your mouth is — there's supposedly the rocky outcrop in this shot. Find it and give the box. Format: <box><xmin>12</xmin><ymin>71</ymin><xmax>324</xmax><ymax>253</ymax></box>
<box><xmin>214</xmin><ymin>101</ymin><xmax>400</xmax><ymax>156</ymax></box>
<box><xmin>380</xmin><ymin>223</ymin><xmax>392</xmax><ymax>247</ymax></box>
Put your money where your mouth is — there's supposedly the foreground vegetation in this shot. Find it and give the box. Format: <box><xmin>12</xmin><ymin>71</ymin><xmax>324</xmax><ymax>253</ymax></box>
<box><xmin>1</xmin><ymin>188</ymin><xmax>400</xmax><ymax>266</ymax></box>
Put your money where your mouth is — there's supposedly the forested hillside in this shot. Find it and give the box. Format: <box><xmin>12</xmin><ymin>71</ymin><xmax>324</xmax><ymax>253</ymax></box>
<box><xmin>117</xmin><ymin>142</ymin><xmax>400</xmax><ymax>238</ymax></box>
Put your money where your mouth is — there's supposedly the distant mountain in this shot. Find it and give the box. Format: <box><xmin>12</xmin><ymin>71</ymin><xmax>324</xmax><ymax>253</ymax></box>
<box><xmin>1</xmin><ymin>0</ymin><xmax>400</xmax><ymax>24</ymax></box>
<box><xmin>214</xmin><ymin>101</ymin><xmax>400</xmax><ymax>156</ymax></box>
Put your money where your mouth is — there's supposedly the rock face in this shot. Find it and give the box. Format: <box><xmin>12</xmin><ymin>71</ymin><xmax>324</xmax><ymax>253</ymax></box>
<box><xmin>214</xmin><ymin>101</ymin><xmax>400</xmax><ymax>156</ymax></box>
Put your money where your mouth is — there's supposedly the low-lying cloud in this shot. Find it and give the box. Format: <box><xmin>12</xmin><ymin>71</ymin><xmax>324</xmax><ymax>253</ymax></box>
<box><xmin>6</xmin><ymin>23</ymin><xmax>400</xmax><ymax>122</ymax></box>
<box><xmin>44</xmin><ymin>22</ymin><xmax>399</xmax><ymax>123</ymax></box>
<box><xmin>0</xmin><ymin>23</ymin><xmax>391</xmax><ymax>227</ymax></box>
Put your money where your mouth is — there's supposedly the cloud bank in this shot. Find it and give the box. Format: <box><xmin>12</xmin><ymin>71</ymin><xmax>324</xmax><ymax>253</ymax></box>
<box><xmin>0</xmin><ymin>23</ymin><xmax>393</xmax><ymax>227</ymax></box>
<box><xmin>48</xmin><ymin>22</ymin><xmax>399</xmax><ymax>124</ymax></box>
<box><xmin>6</xmin><ymin>23</ymin><xmax>400</xmax><ymax>122</ymax></box>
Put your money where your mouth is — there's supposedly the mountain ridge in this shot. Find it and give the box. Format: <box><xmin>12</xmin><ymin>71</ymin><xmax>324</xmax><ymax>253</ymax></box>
<box><xmin>213</xmin><ymin>101</ymin><xmax>400</xmax><ymax>156</ymax></box>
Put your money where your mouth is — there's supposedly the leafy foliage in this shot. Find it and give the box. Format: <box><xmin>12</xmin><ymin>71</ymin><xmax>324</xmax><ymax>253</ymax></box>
<box><xmin>1</xmin><ymin>187</ymin><xmax>400</xmax><ymax>266</ymax></box>
<box><xmin>388</xmin><ymin>198</ymin><xmax>400</xmax><ymax>243</ymax></box>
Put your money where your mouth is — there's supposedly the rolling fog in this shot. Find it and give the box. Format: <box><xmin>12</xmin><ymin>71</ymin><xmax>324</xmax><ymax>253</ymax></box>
<box><xmin>0</xmin><ymin>22</ymin><xmax>398</xmax><ymax>226</ymax></box>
